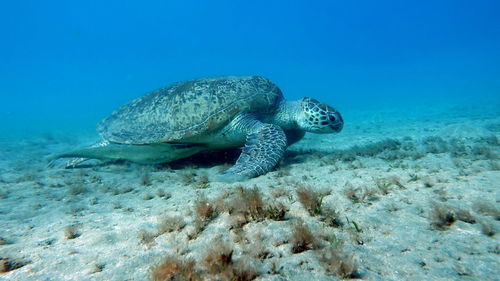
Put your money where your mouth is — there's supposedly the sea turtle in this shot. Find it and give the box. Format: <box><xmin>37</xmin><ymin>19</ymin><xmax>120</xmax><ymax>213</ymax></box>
<box><xmin>50</xmin><ymin>76</ymin><xmax>343</xmax><ymax>182</ymax></box>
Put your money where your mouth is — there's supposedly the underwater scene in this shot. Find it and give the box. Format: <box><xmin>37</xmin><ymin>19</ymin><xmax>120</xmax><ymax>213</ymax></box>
<box><xmin>1</xmin><ymin>1</ymin><xmax>499</xmax><ymax>280</ymax></box>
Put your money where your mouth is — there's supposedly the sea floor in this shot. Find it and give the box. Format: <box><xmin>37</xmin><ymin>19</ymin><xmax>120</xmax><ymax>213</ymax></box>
<box><xmin>1</xmin><ymin>103</ymin><xmax>499</xmax><ymax>281</ymax></box>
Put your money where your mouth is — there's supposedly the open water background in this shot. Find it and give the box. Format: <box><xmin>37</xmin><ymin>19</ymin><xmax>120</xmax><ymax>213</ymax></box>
<box><xmin>1</xmin><ymin>0</ymin><xmax>499</xmax><ymax>136</ymax></box>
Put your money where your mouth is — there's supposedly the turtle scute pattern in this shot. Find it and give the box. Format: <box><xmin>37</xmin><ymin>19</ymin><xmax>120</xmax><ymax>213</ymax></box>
<box><xmin>98</xmin><ymin>76</ymin><xmax>283</xmax><ymax>144</ymax></box>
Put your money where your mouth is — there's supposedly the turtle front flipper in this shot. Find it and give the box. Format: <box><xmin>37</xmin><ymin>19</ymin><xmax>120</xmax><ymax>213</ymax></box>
<box><xmin>216</xmin><ymin>123</ymin><xmax>287</xmax><ymax>182</ymax></box>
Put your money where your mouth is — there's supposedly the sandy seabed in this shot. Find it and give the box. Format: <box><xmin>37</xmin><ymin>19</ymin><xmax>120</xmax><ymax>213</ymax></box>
<box><xmin>1</xmin><ymin>103</ymin><xmax>499</xmax><ymax>281</ymax></box>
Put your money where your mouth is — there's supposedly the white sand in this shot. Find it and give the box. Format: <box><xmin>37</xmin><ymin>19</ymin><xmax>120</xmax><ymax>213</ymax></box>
<box><xmin>0</xmin><ymin>103</ymin><xmax>498</xmax><ymax>281</ymax></box>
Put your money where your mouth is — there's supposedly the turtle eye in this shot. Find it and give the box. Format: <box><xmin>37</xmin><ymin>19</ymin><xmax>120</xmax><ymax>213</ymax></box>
<box><xmin>328</xmin><ymin>115</ymin><xmax>336</xmax><ymax>122</ymax></box>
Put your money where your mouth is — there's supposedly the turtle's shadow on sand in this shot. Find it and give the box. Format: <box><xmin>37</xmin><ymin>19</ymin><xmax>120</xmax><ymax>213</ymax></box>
<box><xmin>65</xmin><ymin>147</ymin><xmax>329</xmax><ymax>171</ymax></box>
<box><xmin>167</xmin><ymin>149</ymin><xmax>241</xmax><ymax>169</ymax></box>
<box><xmin>64</xmin><ymin>148</ymin><xmax>243</xmax><ymax>170</ymax></box>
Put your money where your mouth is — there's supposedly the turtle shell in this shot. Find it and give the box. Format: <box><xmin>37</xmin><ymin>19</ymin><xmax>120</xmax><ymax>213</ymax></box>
<box><xmin>97</xmin><ymin>76</ymin><xmax>284</xmax><ymax>144</ymax></box>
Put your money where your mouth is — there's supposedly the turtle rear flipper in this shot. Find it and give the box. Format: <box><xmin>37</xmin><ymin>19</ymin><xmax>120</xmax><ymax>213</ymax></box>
<box><xmin>216</xmin><ymin>123</ymin><xmax>287</xmax><ymax>182</ymax></box>
<box><xmin>48</xmin><ymin>142</ymin><xmax>205</xmax><ymax>167</ymax></box>
<box><xmin>47</xmin><ymin>140</ymin><xmax>111</xmax><ymax>168</ymax></box>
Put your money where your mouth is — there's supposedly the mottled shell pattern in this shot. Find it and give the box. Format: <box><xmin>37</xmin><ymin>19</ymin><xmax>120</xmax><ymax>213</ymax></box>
<box><xmin>98</xmin><ymin>76</ymin><xmax>284</xmax><ymax>144</ymax></box>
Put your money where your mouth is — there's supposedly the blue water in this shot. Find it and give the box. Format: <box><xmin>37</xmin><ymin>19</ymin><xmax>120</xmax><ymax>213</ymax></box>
<box><xmin>1</xmin><ymin>2</ymin><xmax>499</xmax><ymax>280</ymax></box>
<box><xmin>1</xmin><ymin>0</ymin><xmax>499</xmax><ymax>135</ymax></box>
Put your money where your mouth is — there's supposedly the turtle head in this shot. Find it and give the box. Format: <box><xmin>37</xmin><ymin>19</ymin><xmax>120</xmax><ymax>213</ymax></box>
<box><xmin>297</xmin><ymin>97</ymin><xmax>343</xmax><ymax>133</ymax></box>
